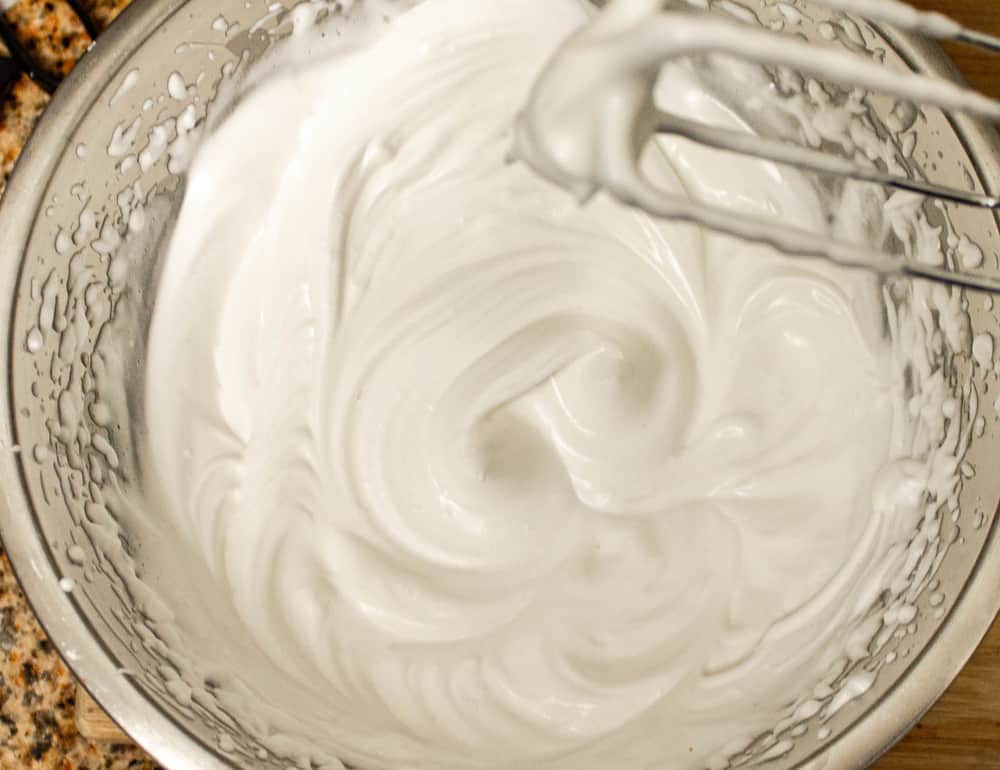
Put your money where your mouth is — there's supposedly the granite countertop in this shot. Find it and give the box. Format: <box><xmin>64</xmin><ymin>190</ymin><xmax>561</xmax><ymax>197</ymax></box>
<box><xmin>0</xmin><ymin>1</ymin><xmax>997</xmax><ymax>768</ymax></box>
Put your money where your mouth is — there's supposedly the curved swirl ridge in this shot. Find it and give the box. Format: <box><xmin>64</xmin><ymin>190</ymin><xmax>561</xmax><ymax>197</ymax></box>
<box><xmin>145</xmin><ymin>0</ymin><xmax>915</xmax><ymax>767</ymax></box>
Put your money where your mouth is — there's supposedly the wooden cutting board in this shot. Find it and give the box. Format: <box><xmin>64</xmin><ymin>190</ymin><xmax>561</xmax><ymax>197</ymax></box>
<box><xmin>76</xmin><ymin>1</ymin><xmax>1000</xmax><ymax>767</ymax></box>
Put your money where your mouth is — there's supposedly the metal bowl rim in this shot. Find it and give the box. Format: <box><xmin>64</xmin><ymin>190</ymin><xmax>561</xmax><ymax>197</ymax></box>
<box><xmin>0</xmin><ymin>5</ymin><xmax>997</xmax><ymax>770</ymax></box>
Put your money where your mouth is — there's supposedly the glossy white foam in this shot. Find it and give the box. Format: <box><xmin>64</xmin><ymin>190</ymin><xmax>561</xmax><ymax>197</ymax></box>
<box><xmin>140</xmin><ymin>1</ymin><xmax>969</xmax><ymax>768</ymax></box>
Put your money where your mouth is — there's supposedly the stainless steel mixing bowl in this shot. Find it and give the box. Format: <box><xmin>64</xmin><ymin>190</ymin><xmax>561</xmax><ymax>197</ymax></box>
<box><xmin>0</xmin><ymin>1</ymin><xmax>998</xmax><ymax>768</ymax></box>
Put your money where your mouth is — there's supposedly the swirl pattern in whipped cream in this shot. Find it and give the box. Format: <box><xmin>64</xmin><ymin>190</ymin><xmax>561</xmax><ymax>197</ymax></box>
<box><xmin>143</xmin><ymin>1</ymin><xmax>961</xmax><ymax>768</ymax></box>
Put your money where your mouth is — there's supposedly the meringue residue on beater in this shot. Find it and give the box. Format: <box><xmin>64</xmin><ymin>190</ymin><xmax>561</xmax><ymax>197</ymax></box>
<box><xmin>512</xmin><ymin>0</ymin><xmax>1000</xmax><ymax>272</ymax></box>
<box><xmin>139</xmin><ymin>0</ymin><xmax>973</xmax><ymax>768</ymax></box>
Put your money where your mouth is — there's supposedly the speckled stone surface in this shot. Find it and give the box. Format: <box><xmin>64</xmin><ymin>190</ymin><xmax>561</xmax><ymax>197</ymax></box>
<box><xmin>76</xmin><ymin>0</ymin><xmax>129</xmax><ymax>32</ymax></box>
<box><xmin>1</xmin><ymin>0</ymin><xmax>91</xmax><ymax>80</ymax></box>
<box><xmin>0</xmin><ymin>73</ymin><xmax>48</xmax><ymax>194</ymax></box>
<box><xmin>0</xmin><ymin>0</ymin><xmax>91</xmax><ymax>194</ymax></box>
